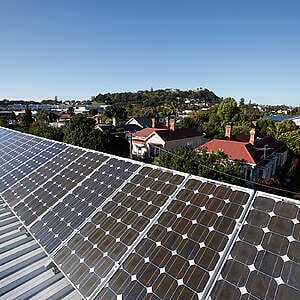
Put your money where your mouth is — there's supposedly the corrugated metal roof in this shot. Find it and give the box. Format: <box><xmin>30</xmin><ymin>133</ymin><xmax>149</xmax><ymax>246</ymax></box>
<box><xmin>0</xmin><ymin>199</ymin><xmax>82</xmax><ymax>300</ymax></box>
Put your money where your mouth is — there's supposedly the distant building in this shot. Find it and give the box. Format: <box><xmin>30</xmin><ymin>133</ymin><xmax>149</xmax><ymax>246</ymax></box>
<box><xmin>197</xmin><ymin>125</ymin><xmax>288</xmax><ymax>182</ymax></box>
<box><xmin>132</xmin><ymin>118</ymin><xmax>206</xmax><ymax>160</ymax></box>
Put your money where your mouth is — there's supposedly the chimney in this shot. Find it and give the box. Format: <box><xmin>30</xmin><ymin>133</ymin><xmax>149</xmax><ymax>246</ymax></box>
<box><xmin>225</xmin><ymin>125</ymin><xmax>232</xmax><ymax>139</ymax></box>
<box><xmin>249</xmin><ymin>128</ymin><xmax>256</xmax><ymax>145</ymax></box>
<box><xmin>151</xmin><ymin>117</ymin><xmax>156</xmax><ymax>128</ymax></box>
<box><xmin>165</xmin><ymin>116</ymin><xmax>170</xmax><ymax>128</ymax></box>
<box><xmin>112</xmin><ymin>116</ymin><xmax>117</xmax><ymax>127</ymax></box>
<box><xmin>170</xmin><ymin>118</ymin><xmax>176</xmax><ymax>131</ymax></box>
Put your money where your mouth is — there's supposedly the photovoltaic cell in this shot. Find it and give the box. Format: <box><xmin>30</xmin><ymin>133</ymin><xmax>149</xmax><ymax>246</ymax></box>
<box><xmin>30</xmin><ymin>153</ymin><xmax>115</xmax><ymax>253</ymax></box>
<box><xmin>53</xmin><ymin>166</ymin><xmax>186</xmax><ymax>299</ymax></box>
<box><xmin>12</xmin><ymin>150</ymin><xmax>108</xmax><ymax>226</ymax></box>
<box><xmin>1</xmin><ymin>145</ymin><xmax>77</xmax><ymax>207</ymax></box>
<box><xmin>100</xmin><ymin>177</ymin><xmax>251</xmax><ymax>299</ymax></box>
<box><xmin>210</xmin><ymin>192</ymin><xmax>300</xmax><ymax>300</ymax></box>
<box><xmin>0</xmin><ymin>137</ymin><xmax>56</xmax><ymax>178</ymax></box>
<box><xmin>0</xmin><ymin>142</ymin><xmax>67</xmax><ymax>194</ymax></box>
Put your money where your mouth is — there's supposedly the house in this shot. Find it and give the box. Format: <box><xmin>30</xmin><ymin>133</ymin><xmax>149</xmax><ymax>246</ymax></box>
<box><xmin>57</xmin><ymin>113</ymin><xmax>71</xmax><ymax>123</ymax></box>
<box><xmin>197</xmin><ymin>125</ymin><xmax>288</xmax><ymax>182</ymax></box>
<box><xmin>132</xmin><ymin>118</ymin><xmax>206</xmax><ymax>160</ymax></box>
<box><xmin>126</xmin><ymin>117</ymin><xmax>152</xmax><ymax>129</ymax></box>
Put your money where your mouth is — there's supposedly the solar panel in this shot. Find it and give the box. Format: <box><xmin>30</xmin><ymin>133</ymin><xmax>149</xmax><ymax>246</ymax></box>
<box><xmin>1</xmin><ymin>127</ymin><xmax>298</xmax><ymax>300</ymax></box>
<box><xmin>0</xmin><ymin>142</ymin><xmax>67</xmax><ymax>193</ymax></box>
<box><xmin>100</xmin><ymin>177</ymin><xmax>252</xmax><ymax>299</ymax></box>
<box><xmin>53</xmin><ymin>166</ymin><xmax>187</xmax><ymax>299</ymax></box>
<box><xmin>30</xmin><ymin>153</ymin><xmax>116</xmax><ymax>253</ymax></box>
<box><xmin>210</xmin><ymin>191</ymin><xmax>300</xmax><ymax>299</ymax></box>
<box><xmin>7</xmin><ymin>149</ymin><xmax>107</xmax><ymax>226</ymax></box>
<box><xmin>1</xmin><ymin>145</ymin><xmax>80</xmax><ymax>206</ymax></box>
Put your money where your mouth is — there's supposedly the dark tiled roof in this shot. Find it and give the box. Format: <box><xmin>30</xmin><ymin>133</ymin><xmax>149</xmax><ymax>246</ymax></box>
<box><xmin>134</xmin><ymin>117</ymin><xmax>152</xmax><ymax>128</ymax></box>
<box><xmin>156</xmin><ymin>128</ymin><xmax>203</xmax><ymax>141</ymax></box>
<box><xmin>116</xmin><ymin>124</ymin><xmax>142</xmax><ymax>133</ymax></box>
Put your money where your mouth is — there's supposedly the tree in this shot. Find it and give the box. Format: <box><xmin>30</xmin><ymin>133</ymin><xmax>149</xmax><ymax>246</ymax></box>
<box><xmin>154</xmin><ymin>147</ymin><xmax>242</xmax><ymax>185</ymax></box>
<box><xmin>278</xmin><ymin>129</ymin><xmax>300</xmax><ymax>155</ymax></box>
<box><xmin>257</xmin><ymin>118</ymin><xmax>275</xmax><ymax>136</ymax></box>
<box><xmin>63</xmin><ymin>114</ymin><xmax>103</xmax><ymax>150</ymax></box>
<box><xmin>67</xmin><ymin>106</ymin><xmax>75</xmax><ymax>116</ymax></box>
<box><xmin>49</xmin><ymin>112</ymin><xmax>59</xmax><ymax>122</ymax></box>
<box><xmin>239</xmin><ymin>98</ymin><xmax>245</xmax><ymax>107</ymax></box>
<box><xmin>101</xmin><ymin>129</ymin><xmax>130</xmax><ymax>157</ymax></box>
<box><xmin>217</xmin><ymin>98</ymin><xmax>239</xmax><ymax>126</ymax></box>
<box><xmin>29</xmin><ymin>122</ymin><xmax>63</xmax><ymax>141</ymax></box>
<box><xmin>277</xmin><ymin>120</ymin><xmax>298</xmax><ymax>136</ymax></box>
<box><xmin>178</xmin><ymin>117</ymin><xmax>198</xmax><ymax>129</ymax></box>
<box><xmin>154</xmin><ymin>147</ymin><xmax>200</xmax><ymax>175</ymax></box>
<box><xmin>104</xmin><ymin>104</ymin><xmax>127</xmax><ymax>122</ymax></box>
<box><xmin>89</xmin><ymin>108</ymin><xmax>98</xmax><ymax>116</ymax></box>
<box><xmin>266</xmin><ymin>120</ymin><xmax>298</xmax><ymax>139</ymax></box>
<box><xmin>20</xmin><ymin>106</ymin><xmax>34</xmax><ymax>132</ymax></box>
<box><xmin>203</xmin><ymin>113</ymin><xmax>223</xmax><ymax>138</ymax></box>
<box><xmin>35</xmin><ymin>110</ymin><xmax>49</xmax><ymax>123</ymax></box>
<box><xmin>0</xmin><ymin>117</ymin><xmax>7</xmax><ymax>127</ymax></box>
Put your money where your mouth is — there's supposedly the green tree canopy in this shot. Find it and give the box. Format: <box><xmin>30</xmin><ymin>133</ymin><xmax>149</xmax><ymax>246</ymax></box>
<box><xmin>104</xmin><ymin>104</ymin><xmax>128</xmax><ymax>122</ymax></box>
<box><xmin>278</xmin><ymin>129</ymin><xmax>300</xmax><ymax>155</ymax></box>
<box><xmin>62</xmin><ymin>114</ymin><xmax>130</xmax><ymax>156</ymax></box>
<box><xmin>217</xmin><ymin>97</ymin><xmax>239</xmax><ymax>126</ymax></box>
<box><xmin>154</xmin><ymin>147</ymin><xmax>242</xmax><ymax>185</ymax></box>
<box><xmin>276</xmin><ymin>120</ymin><xmax>298</xmax><ymax>136</ymax></box>
<box><xmin>67</xmin><ymin>106</ymin><xmax>75</xmax><ymax>116</ymax></box>
<box><xmin>20</xmin><ymin>106</ymin><xmax>34</xmax><ymax>132</ymax></box>
<box><xmin>178</xmin><ymin>117</ymin><xmax>199</xmax><ymax>129</ymax></box>
<box><xmin>35</xmin><ymin>110</ymin><xmax>49</xmax><ymax>123</ymax></box>
<box><xmin>63</xmin><ymin>114</ymin><xmax>103</xmax><ymax>150</ymax></box>
<box><xmin>257</xmin><ymin>118</ymin><xmax>275</xmax><ymax>136</ymax></box>
<box><xmin>29</xmin><ymin>122</ymin><xmax>63</xmax><ymax>141</ymax></box>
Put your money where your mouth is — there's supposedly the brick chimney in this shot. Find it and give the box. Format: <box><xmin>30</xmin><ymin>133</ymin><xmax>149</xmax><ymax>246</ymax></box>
<box><xmin>151</xmin><ymin>117</ymin><xmax>156</xmax><ymax>128</ymax></box>
<box><xmin>225</xmin><ymin>125</ymin><xmax>232</xmax><ymax>139</ymax></box>
<box><xmin>170</xmin><ymin>118</ymin><xmax>176</xmax><ymax>131</ymax></box>
<box><xmin>249</xmin><ymin>128</ymin><xmax>256</xmax><ymax>145</ymax></box>
<box><xmin>165</xmin><ymin>116</ymin><xmax>170</xmax><ymax>128</ymax></box>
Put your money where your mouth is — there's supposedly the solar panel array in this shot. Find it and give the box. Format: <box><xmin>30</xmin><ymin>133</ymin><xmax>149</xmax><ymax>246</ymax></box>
<box><xmin>0</xmin><ymin>127</ymin><xmax>299</xmax><ymax>300</ymax></box>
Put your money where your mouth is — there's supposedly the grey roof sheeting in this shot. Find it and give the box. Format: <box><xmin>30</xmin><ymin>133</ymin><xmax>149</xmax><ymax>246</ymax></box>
<box><xmin>0</xmin><ymin>199</ymin><xmax>82</xmax><ymax>300</ymax></box>
<box><xmin>0</xmin><ymin>126</ymin><xmax>299</xmax><ymax>300</ymax></box>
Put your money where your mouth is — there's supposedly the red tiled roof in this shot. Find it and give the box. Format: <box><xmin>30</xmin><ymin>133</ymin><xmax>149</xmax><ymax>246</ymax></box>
<box><xmin>133</xmin><ymin>128</ymin><xmax>165</xmax><ymax>138</ymax></box>
<box><xmin>197</xmin><ymin>136</ymin><xmax>285</xmax><ymax>165</ymax></box>
<box><xmin>133</xmin><ymin>128</ymin><xmax>203</xmax><ymax>141</ymax></box>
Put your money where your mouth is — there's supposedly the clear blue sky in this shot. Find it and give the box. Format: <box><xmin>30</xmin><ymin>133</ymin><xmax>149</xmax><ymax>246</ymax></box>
<box><xmin>0</xmin><ymin>0</ymin><xmax>299</xmax><ymax>105</ymax></box>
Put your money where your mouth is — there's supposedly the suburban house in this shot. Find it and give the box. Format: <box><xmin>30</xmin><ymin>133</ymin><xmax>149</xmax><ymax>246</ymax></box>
<box><xmin>95</xmin><ymin>116</ymin><xmax>143</xmax><ymax>134</ymax></box>
<box><xmin>132</xmin><ymin>118</ymin><xmax>207</xmax><ymax>160</ymax></box>
<box><xmin>197</xmin><ymin>125</ymin><xmax>288</xmax><ymax>182</ymax></box>
<box><xmin>126</xmin><ymin>117</ymin><xmax>152</xmax><ymax>129</ymax></box>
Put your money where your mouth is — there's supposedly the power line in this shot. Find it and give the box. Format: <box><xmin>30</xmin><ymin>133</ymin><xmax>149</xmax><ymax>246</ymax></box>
<box><xmin>151</xmin><ymin>145</ymin><xmax>299</xmax><ymax>197</ymax></box>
